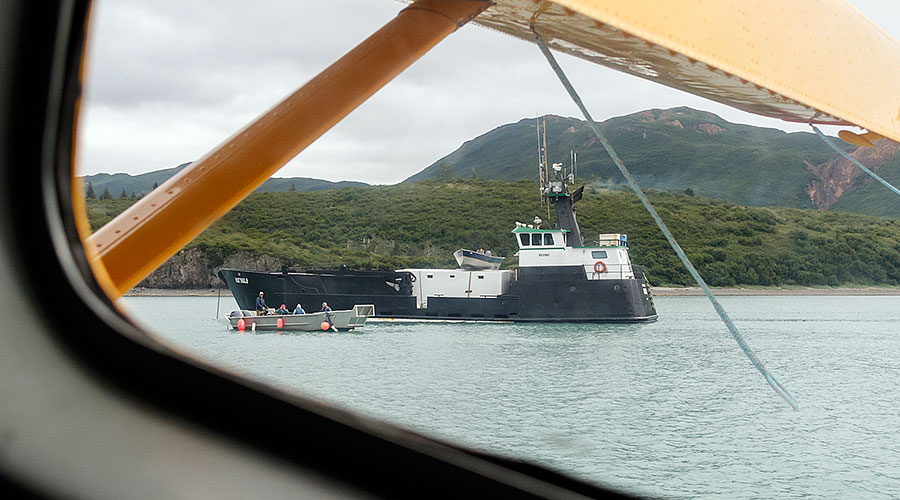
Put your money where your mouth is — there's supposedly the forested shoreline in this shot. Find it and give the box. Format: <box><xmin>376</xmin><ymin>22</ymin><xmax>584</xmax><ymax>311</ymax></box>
<box><xmin>87</xmin><ymin>180</ymin><xmax>900</xmax><ymax>288</ymax></box>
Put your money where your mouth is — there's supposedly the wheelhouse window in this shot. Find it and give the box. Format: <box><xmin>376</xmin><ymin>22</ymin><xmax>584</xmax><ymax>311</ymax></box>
<box><xmin>544</xmin><ymin>233</ymin><xmax>554</xmax><ymax>246</ymax></box>
<box><xmin>592</xmin><ymin>250</ymin><xmax>608</xmax><ymax>259</ymax></box>
<box><xmin>519</xmin><ymin>234</ymin><xmax>530</xmax><ymax>246</ymax></box>
<box><xmin>531</xmin><ymin>233</ymin><xmax>542</xmax><ymax>246</ymax></box>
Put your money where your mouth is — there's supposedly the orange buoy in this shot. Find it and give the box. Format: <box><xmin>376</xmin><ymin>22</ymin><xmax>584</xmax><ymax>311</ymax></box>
<box><xmin>276</xmin><ymin>317</ymin><xmax>284</xmax><ymax>329</ymax></box>
<box><xmin>237</xmin><ymin>318</ymin><xmax>245</xmax><ymax>331</ymax></box>
<box><xmin>320</xmin><ymin>321</ymin><xmax>330</xmax><ymax>331</ymax></box>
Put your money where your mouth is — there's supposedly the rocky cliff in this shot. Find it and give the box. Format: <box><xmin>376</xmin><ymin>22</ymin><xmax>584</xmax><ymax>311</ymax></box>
<box><xmin>137</xmin><ymin>249</ymin><xmax>290</xmax><ymax>289</ymax></box>
<box><xmin>805</xmin><ymin>138</ymin><xmax>900</xmax><ymax>209</ymax></box>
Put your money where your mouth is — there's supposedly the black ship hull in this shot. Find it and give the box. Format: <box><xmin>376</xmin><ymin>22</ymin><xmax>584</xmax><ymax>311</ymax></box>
<box><xmin>219</xmin><ymin>266</ymin><xmax>657</xmax><ymax>323</ymax></box>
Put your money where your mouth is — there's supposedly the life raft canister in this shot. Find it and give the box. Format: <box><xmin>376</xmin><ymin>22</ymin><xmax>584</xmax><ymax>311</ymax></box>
<box><xmin>593</xmin><ymin>260</ymin><xmax>608</xmax><ymax>273</ymax></box>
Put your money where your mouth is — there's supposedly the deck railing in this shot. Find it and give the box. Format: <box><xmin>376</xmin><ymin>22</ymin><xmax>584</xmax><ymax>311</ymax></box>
<box><xmin>585</xmin><ymin>263</ymin><xmax>633</xmax><ymax>280</ymax></box>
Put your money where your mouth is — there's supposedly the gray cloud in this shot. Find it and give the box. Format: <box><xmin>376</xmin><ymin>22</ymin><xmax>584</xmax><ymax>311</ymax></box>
<box><xmin>79</xmin><ymin>0</ymin><xmax>900</xmax><ymax>184</ymax></box>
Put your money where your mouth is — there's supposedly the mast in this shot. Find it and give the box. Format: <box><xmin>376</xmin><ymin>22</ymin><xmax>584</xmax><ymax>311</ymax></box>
<box><xmin>537</xmin><ymin>116</ymin><xmax>544</xmax><ymax>206</ymax></box>
<box><xmin>537</xmin><ymin>118</ymin><xmax>584</xmax><ymax>247</ymax></box>
<box><xmin>571</xmin><ymin>150</ymin><xmax>577</xmax><ymax>182</ymax></box>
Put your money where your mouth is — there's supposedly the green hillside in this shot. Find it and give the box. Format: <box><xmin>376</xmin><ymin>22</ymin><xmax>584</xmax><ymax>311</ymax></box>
<box><xmin>405</xmin><ymin>108</ymin><xmax>863</xmax><ymax>211</ymax></box>
<box><xmin>87</xmin><ymin>180</ymin><xmax>900</xmax><ymax>288</ymax></box>
<box><xmin>80</xmin><ymin>163</ymin><xmax>367</xmax><ymax>198</ymax></box>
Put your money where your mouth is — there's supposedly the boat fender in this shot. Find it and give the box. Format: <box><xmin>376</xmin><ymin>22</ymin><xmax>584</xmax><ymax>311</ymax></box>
<box><xmin>237</xmin><ymin>318</ymin><xmax>245</xmax><ymax>331</ymax></box>
<box><xmin>320</xmin><ymin>321</ymin><xmax>330</xmax><ymax>331</ymax></box>
<box><xmin>593</xmin><ymin>260</ymin><xmax>607</xmax><ymax>273</ymax></box>
<box><xmin>276</xmin><ymin>317</ymin><xmax>284</xmax><ymax>329</ymax></box>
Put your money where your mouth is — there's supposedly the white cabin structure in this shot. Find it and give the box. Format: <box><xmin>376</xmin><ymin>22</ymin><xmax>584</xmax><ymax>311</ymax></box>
<box><xmin>512</xmin><ymin>226</ymin><xmax>635</xmax><ymax>280</ymax></box>
<box><xmin>400</xmin><ymin>225</ymin><xmax>637</xmax><ymax>309</ymax></box>
<box><xmin>399</xmin><ymin>268</ymin><xmax>513</xmax><ymax>309</ymax></box>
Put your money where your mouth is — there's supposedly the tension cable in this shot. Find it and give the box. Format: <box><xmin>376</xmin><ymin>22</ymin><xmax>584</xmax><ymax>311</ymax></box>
<box><xmin>811</xmin><ymin>125</ymin><xmax>900</xmax><ymax>198</ymax></box>
<box><xmin>532</xmin><ymin>29</ymin><xmax>799</xmax><ymax>410</ymax></box>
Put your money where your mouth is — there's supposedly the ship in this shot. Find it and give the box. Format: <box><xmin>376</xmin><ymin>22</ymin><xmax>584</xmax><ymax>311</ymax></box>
<box><xmin>219</xmin><ymin>118</ymin><xmax>657</xmax><ymax>322</ymax></box>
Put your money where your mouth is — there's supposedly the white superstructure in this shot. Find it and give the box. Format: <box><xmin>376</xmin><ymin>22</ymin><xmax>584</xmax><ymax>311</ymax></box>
<box><xmin>400</xmin><ymin>268</ymin><xmax>513</xmax><ymax>309</ymax></box>
<box><xmin>399</xmin><ymin>225</ymin><xmax>636</xmax><ymax>310</ymax></box>
<box><xmin>512</xmin><ymin>226</ymin><xmax>635</xmax><ymax>280</ymax></box>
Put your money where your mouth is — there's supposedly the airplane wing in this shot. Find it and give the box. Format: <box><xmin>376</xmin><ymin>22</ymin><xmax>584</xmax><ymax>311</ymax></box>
<box><xmin>463</xmin><ymin>0</ymin><xmax>900</xmax><ymax>143</ymax></box>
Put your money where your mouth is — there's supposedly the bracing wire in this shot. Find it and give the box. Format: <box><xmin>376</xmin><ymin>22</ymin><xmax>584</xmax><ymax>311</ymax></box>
<box><xmin>532</xmin><ymin>29</ymin><xmax>799</xmax><ymax>410</ymax></box>
<box><xmin>811</xmin><ymin>125</ymin><xmax>900</xmax><ymax>198</ymax></box>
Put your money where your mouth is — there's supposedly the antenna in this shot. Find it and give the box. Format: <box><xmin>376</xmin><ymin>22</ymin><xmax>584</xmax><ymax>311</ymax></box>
<box><xmin>542</xmin><ymin>116</ymin><xmax>548</xmax><ymax>177</ymax></box>
<box><xmin>536</xmin><ymin>116</ymin><xmax>543</xmax><ymax>205</ymax></box>
<box><xmin>537</xmin><ymin>115</ymin><xmax>552</xmax><ymax>207</ymax></box>
<box><xmin>570</xmin><ymin>150</ymin><xmax>577</xmax><ymax>182</ymax></box>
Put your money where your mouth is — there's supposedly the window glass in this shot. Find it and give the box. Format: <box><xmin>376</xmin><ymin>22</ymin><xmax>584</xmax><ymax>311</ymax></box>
<box><xmin>531</xmin><ymin>233</ymin><xmax>542</xmax><ymax>246</ymax></box>
<box><xmin>519</xmin><ymin>233</ymin><xmax>529</xmax><ymax>246</ymax></box>
<box><xmin>592</xmin><ymin>250</ymin><xmax>608</xmax><ymax>259</ymax></box>
<box><xmin>544</xmin><ymin>233</ymin><xmax>554</xmax><ymax>246</ymax></box>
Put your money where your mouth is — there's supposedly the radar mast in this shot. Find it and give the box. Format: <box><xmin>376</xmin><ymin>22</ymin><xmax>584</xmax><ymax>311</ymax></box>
<box><xmin>536</xmin><ymin>116</ymin><xmax>584</xmax><ymax>246</ymax></box>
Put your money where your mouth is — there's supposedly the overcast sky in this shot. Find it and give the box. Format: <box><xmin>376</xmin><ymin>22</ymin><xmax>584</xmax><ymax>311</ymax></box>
<box><xmin>77</xmin><ymin>0</ymin><xmax>900</xmax><ymax>185</ymax></box>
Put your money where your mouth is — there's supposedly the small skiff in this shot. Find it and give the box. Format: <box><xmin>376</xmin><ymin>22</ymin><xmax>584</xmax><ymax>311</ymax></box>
<box><xmin>453</xmin><ymin>248</ymin><xmax>504</xmax><ymax>270</ymax></box>
<box><xmin>227</xmin><ymin>304</ymin><xmax>375</xmax><ymax>331</ymax></box>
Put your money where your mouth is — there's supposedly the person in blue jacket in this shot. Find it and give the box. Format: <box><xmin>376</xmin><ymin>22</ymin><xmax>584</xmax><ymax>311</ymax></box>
<box><xmin>293</xmin><ymin>303</ymin><xmax>306</xmax><ymax>315</ymax></box>
<box><xmin>320</xmin><ymin>302</ymin><xmax>336</xmax><ymax>332</ymax></box>
<box><xmin>255</xmin><ymin>291</ymin><xmax>268</xmax><ymax>315</ymax></box>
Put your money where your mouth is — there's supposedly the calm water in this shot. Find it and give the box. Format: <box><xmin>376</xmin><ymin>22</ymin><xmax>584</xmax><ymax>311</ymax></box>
<box><xmin>120</xmin><ymin>295</ymin><xmax>900</xmax><ymax>499</ymax></box>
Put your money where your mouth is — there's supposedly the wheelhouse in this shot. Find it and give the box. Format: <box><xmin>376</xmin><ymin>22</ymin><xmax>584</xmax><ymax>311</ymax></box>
<box><xmin>512</xmin><ymin>226</ymin><xmax>635</xmax><ymax>280</ymax></box>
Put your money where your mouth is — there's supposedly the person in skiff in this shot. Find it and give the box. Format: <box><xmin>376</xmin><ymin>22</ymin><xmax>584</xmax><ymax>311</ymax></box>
<box><xmin>255</xmin><ymin>291</ymin><xmax>268</xmax><ymax>315</ymax></box>
<box><xmin>276</xmin><ymin>304</ymin><xmax>290</xmax><ymax>315</ymax></box>
<box><xmin>293</xmin><ymin>303</ymin><xmax>306</xmax><ymax>315</ymax></box>
<box><xmin>320</xmin><ymin>301</ymin><xmax>334</xmax><ymax>331</ymax></box>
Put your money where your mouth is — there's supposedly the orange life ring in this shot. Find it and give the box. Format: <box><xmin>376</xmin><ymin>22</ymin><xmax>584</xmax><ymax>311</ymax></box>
<box><xmin>593</xmin><ymin>260</ymin><xmax>607</xmax><ymax>273</ymax></box>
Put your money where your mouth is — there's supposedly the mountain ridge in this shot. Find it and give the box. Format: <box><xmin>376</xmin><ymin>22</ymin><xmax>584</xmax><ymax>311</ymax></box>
<box><xmin>79</xmin><ymin>107</ymin><xmax>900</xmax><ymax>219</ymax></box>
<box><xmin>80</xmin><ymin>163</ymin><xmax>368</xmax><ymax>198</ymax></box>
<box><xmin>404</xmin><ymin>107</ymin><xmax>900</xmax><ymax>218</ymax></box>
